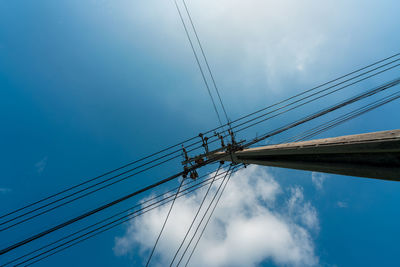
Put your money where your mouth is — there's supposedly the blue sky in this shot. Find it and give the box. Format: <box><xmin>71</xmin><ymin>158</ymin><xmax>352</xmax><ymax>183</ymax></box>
<box><xmin>1</xmin><ymin>0</ymin><xmax>400</xmax><ymax>266</ymax></box>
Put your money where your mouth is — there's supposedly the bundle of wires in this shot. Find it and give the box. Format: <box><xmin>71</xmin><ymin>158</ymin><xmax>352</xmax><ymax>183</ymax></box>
<box><xmin>1</xmin><ymin>52</ymin><xmax>400</xmax><ymax>266</ymax></box>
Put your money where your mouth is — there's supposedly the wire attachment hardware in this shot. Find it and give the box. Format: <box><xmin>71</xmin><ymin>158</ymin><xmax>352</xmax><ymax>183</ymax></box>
<box><xmin>199</xmin><ymin>133</ymin><xmax>209</xmax><ymax>154</ymax></box>
<box><xmin>189</xmin><ymin>170</ymin><xmax>199</xmax><ymax>180</ymax></box>
<box><xmin>215</xmin><ymin>131</ymin><xmax>225</xmax><ymax>148</ymax></box>
<box><xmin>182</xmin><ymin>145</ymin><xmax>190</xmax><ymax>179</ymax></box>
<box><xmin>225</xmin><ymin>129</ymin><xmax>244</xmax><ymax>165</ymax></box>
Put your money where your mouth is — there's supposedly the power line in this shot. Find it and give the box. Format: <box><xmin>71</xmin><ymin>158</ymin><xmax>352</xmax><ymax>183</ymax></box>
<box><xmin>169</xmin><ymin>164</ymin><xmax>222</xmax><ymax>266</ymax></box>
<box><xmin>0</xmin><ymin>152</ymin><xmax>191</xmax><ymax>231</ymax></box>
<box><xmin>2</xmin><ymin>76</ymin><xmax>399</xmax><ymax>256</ymax></box>
<box><xmin>232</xmin><ymin>61</ymin><xmax>400</xmax><ymax>134</ymax></box>
<box><xmin>0</xmin><ymin>133</ymin><xmax>199</xmax><ymax>221</ymax></box>
<box><xmin>244</xmin><ymin>77</ymin><xmax>400</xmax><ymax>148</ymax></box>
<box><xmin>289</xmin><ymin>91</ymin><xmax>400</xmax><ymax>142</ymax></box>
<box><xmin>2</xmin><ymin>53</ymin><xmax>399</xmax><ymax>228</ymax></box>
<box><xmin>146</xmin><ymin>177</ymin><xmax>185</xmax><ymax>267</ymax></box>
<box><xmin>199</xmin><ymin>60</ymin><xmax>400</xmax><ymax>149</ymax></box>
<box><xmin>0</xmin><ymin>168</ymin><xmax>191</xmax><ymax>256</ymax></box>
<box><xmin>5</xmin><ymin>167</ymin><xmax>234</xmax><ymax>266</ymax></box>
<box><xmin>183</xmin><ymin>90</ymin><xmax>400</xmax><ymax>265</ymax></box>
<box><xmin>222</xmin><ymin>52</ymin><xmax>400</xmax><ymax>131</ymax></box>
<box><xmin>0</xmin><ymin>63</ymin><xmax>400</xmax><ymax>260</ymax></box>
<box><xmin>181</xmin><ymin>0</ymin><xmax>230</xmax><ymax>124</ymax></box>
<box><xmin>175</xmin><ymin>165</ymin><xmax>233</xmax><ymax>266</ymax></box>
<box><xmin>184</xmin><ymin>92</ymin><xmax>400</xmax><ymax>266</ymax></box>
<box><xmin>12</xmin><ymin>166</ymin><xmax>245</xmax><ymax>267</ymax></box>
<box><xmin>11</xmin><ymin>83</ymin><xmax>400</xmax><ymax>266</ymax></box>
<box><xmin>19</xmin><ymin>84</ymin><xmax>400</xmax><ymax>265</ymax></box>
<box><xmin>13</xmin><ymin>88</ymin><xmax>392</xmax><ymax>265</ymax></box>
<box><xmin>174</xmin><ymin>0</ymin><xmax>223</xmax><ymax>126</ymax></box>
<box><xmin>185</xmin><ymin>166</ymin><xmax>235</xmax><ymax>267</ymax></box>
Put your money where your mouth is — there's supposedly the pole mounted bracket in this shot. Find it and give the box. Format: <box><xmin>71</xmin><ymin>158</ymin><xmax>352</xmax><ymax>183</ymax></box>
<box><xmin>215</xmin><ymin>131</ymin><xmax>225</xmax><ymax>148</ymax></box>
<box><xmin>181</xmin><ymin>145</ymin><xmax>200</xmax><ymax>179</ymax></box>
<box><xmin>199</xmin><ymin>133</ymin><xmax>209</xmax><ymax>154</ymax></box>
<box><xmin>181</xmin><ymin>130</ymin><xmax>245</xmax><ymax>170</ymax></box>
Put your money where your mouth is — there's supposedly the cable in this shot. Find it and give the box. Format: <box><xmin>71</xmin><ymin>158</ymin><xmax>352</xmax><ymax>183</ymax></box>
<box><xmin>290</xmin><ymin>91</ymin><xmax>400</xmax><ymax>142</ymax></box>
<box><xmin>232</xmin><ymin>61</ymin><xmax>400</xmax><ymax>135</ymax></box>
<box><xmin>3</xmin><ymin>69</ymin><xmax>400</xmax><ymax>261</ymax></box>
<box><xmin>175</xmin><ymin>165</ymin><xmax>233</xmax><ymax>266</ymax></box>
<box><xmin>3</xmin><ymin>76</ymin><xmax>399</xmax><ymax>256</ymax></box>
<box><xmin>184</xmin><ymin>62</ymin><xmax>400</xmax><ymax>154</ymax></box>
<box><xmin>17</xmin><ymin>83</ymin><xmax>400</xmax><ymax>265</ymax></box>
<box><xmin>244</xmin><ymin>77</ymin><xmax>400</xmax><ymax>148</ymax></box>
<box><xmin>0</xmin><ymin>152</ymin><xmax>188</xmax><ymax>231</ymax></box>
<box><xmin>146</xmin><ymin>177</ymin><xmax>185</xmax><ymax>267</ymax></box>
<box><xmin>169</xmin><ymin>164</ymin><xmax>222</xmax><ymax>266</ymax></box>
<box><xmin>185</xmin><ymin>166</ymin><xmax>235</xmax><ymax>267</ymax></box>
<box><xmin>174</xmin><ymin>0</ymin><xmax>223</xmax><ymax>126</ymax></box>
<box><xmin>200</xmin><ymin>52</ymin><xmax>400</xmax><ymax>136</ymax></box>
<box><xmin>181</xmin><ymin>0</ymin><xmax>230</xmax><ymax>124</ymax></box>
<box><xmin>2</xmin><ymin>53</ymin><xmax>399</xmax><ymax>227</ymax></box>
<box><xmin>184</xmin><ymin>91</ymin><xmax>400</xmax><ymax>266</ymax></box>
<box><xmin>0</xmin><ymin>168</ymin><xmax>189</xmax><ymax>255</ymax></box>
<box><xmin>5</xmin><ymin>166</ymin><xmax>234</xmax><ymax>266</ymax></box>
<box><xmin>0</xmin><ymin>133</ymin><xmax>200</xmax><ymax>221</ymax></box>
<box><xmin>201</xmin><ymin>61</ymin><xmax>400</xmax><ymax>150</ymax></box>
<box><xmin>11</xmin><ymin>166</ymin><xmax>246</xmax><ymax>267</ymax></box>
<box><xmin>0</xmin><ymin>143</ymin><xmax>203</xmax><ymax>228</ymax></box>
<box><xmin>18</xmin><ymin>167</ymin><xmax>246</xmax><ymax>267</ymax></box>
<box><xmin>3</xmin><ymin>55</ymin><xmax>393</xmax><ymax>230</ymax></box>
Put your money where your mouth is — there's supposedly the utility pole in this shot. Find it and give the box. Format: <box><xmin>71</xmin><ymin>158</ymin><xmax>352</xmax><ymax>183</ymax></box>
<box><xmin>216</xmin><ymin>129</ymin><xmax>400</xmax><ymax>181</ymax></box>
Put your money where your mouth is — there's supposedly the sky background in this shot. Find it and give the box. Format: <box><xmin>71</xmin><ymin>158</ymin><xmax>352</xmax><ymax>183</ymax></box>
<box><xmin>0</xmin><ymin>0</ymin><xmax>400</xmax><ymax>266</ymax></box>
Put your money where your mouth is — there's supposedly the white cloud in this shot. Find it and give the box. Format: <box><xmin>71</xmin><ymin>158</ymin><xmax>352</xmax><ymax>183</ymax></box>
<box><xmin>337</xmin><ymin>201</ymin><xmax>348</xmax><ymax>208</ymax></box>
<box><xmin>125</xmin><ymin>0</ymin><xmax>399</xmax><ymax>110</ymax></box>
<box><xmin>35</xmin><ymin>156</ymin><xmax>48</xmax><ymax>175</ymax></box>
<box><xmin>287</xmin><ymin>187</ymin><xmax>319</xmax><ymax>233</ymax></box>
<box><xmin>311</xmin><ymin>172</ymin><xmax>326</xmax><ymax>191</ymax></box>
<box><xmin>114</xmin><ymin>165</ymin><xmax>319</xmax><ymax>266</ymax></box>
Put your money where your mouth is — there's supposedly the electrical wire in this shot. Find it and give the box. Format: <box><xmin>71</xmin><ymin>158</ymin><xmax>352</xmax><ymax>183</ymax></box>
<box><xmin>182</xmin><ymin>92</ymin><xmax>398</xmax><ymax>264</ymax></box>
<box><xmin>146</xmin><ymin>177</ymin><xmax>185</xmax><ymax>267</ymax></box>
<box><xmin>244</xmin><ymin>77</ymin><xmax>400</xmax><ymax>148</ymax></box>
<box><xmin>199</xmin><ymin>60</ymin><xmax>400</xmax><ymax>149</ymax></box>
<box><xmin>3</xmin><ymin>76</ymin><xmax>399</xmax><ymax>256</ymax></box>
<box><xmin>289</xmin><ymin>91</ymin><xmax>400</xmax><ymax>142</ymax></box>
<box><xmin>2</xmin><ymin>53</ymin><xmax>399</xmax><ymax>229</ymax></box>
<box><xmin>13</xmin><ymin>166</ymin><xmax>245</xmax><ymax>267</ymax></box>
<box><xmin>181</xmin><ymin>0</ymin><xmax>230</xmax><ymax>124</ymax></box>
<box><xmin>0</xmin><ymin>168</ymin><xmax>191</xmax><ymax>256</ymax></box>
<box><xmin>14</xmin><ymin>82</ymin><xmax>400</xmax><ymax>266</ymax></box>
<box><xmin>198</xmin><ymin>52</ymin><xmax>400</xmax><ymax>137</ymax></box>
<box><xmin>184</xmin><ymin>92</ymin><xmax>400</xmax><ymax>266</ymax></box>
<box><xmin>232</xmin><ymin>61</ymin><xmax>400</xmax><ymax>135</ymax></box>
<box><xmin>184</xmin><ymin>166</ymin><xmax>235</xmax><ymax>267</ymax></box>
<box><xmin>175</xmin><ymin>165</ymin><xmax>233</xmax><ymax>266</ymax></box>
<box><xmin>4</xmin><ymin>166</ymin><xmax>234</xmax><ymax>266</ymax></box>
<box><xmin>0</xmin><ymin>152</ymin><xmax>189</xmax><ymax>231</ymax></box>
<box><xmin>169</xmin><ymin>164</ymin><xmax>222</xmax><ymax>266</ymax></box>
<box><xmin>174</xmin><ymin>0</ymin><xmax>223</xmax><ymax>126</ymax></box>
<box><xmin>0</xmin><ymin>133</ymin><xmax>200</xmax><ymax>221</ymax></box>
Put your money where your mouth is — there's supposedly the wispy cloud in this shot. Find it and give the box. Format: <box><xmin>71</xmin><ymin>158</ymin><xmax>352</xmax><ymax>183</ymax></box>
<box><xmin>0</xmin><ymin>188</ymin><xmax>11</xmax><ymax>194</ymax></box>
<box><xmin>35</xmin><ymin>156</ymin><xmax>48</xmax><ymax>175</ymax></box>
<box><xmin>311</xmin><ymin>172</ymin><xmax>326</xmax><ymax>191</ymax></box>
<box><xmin>114</xmin><ymin>165</ymin><xmax>319</xmax><ymax>266</ymax></box>
<box><xmin>337</xmin><ymin>201</ymin><xmax>348</xmax><ymax>208</ymax></box>
<box><xmin>287</xmin><ymin>186</ymin><xmax>319</xmax><ymax>233</ymax></box>
<box><xmin>126</xmin><ymin>0</ymin><xmax>398</xmax><ymax>112</ymax></box>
